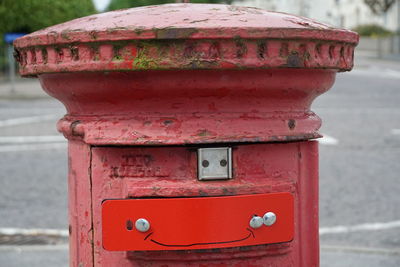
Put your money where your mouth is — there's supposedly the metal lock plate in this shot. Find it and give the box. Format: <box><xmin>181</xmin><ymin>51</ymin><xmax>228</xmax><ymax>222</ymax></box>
<box><xmin>197</xmin><ymin>147</ymin><xmax>232</xmax><ymax>180</ymax></box>
<box><xmin>102</xmin><ymin>193</ymin><xmax>294</xmax><ymax>251</ymax></box>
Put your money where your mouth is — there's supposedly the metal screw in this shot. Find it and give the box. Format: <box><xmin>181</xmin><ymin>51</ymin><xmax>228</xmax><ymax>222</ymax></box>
<box><xmin>202</xmin><ymin>160</ymin><xmax>210</xmax><ymax>168</ymax></box>
<box><xmin>220</xmin><ymin>159</ymin><xmax>227</xmax><ymax>167</ymax></box>
<box><xmin>135</xmin><ymin>218</ymin><xmax>150</xmax><ymax>232</ymax></box>
<box><xmin>263</xmin><ymin>212</ymin><xmax>277</xmax><ymax>226</ymax></box>
<box><xmin>249</xmin><ymin>215</ymin><xmax>264</xmax><ymax>229</ymax></box>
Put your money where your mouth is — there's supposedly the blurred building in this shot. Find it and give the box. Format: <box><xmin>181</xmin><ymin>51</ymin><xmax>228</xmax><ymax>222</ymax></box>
<box><xmin>236</xmin><ymin>0</ymin><xmax>400</xmax><ymax>31</ymax></box>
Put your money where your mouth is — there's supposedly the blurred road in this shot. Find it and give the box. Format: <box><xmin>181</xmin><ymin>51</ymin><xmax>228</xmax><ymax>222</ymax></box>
<box><xmin>0</xmin><ymin>54</ymin><xmax>399</xmax><ymax>266</ymax></box>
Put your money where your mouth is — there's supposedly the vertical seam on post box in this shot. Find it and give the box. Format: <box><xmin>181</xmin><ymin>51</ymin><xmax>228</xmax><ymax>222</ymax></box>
<box><xmin>89</xmin><ymin>146</ymin><xmax>95</xmax><ymax>267</ymax></box>
<box><xmin>296</xmin><ymin>143</ymin><xmax>303</xmax><ymax>266</ymax></box>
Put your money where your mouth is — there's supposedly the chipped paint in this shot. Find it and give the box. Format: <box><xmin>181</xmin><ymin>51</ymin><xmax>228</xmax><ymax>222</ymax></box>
<box><xmin>47</xmin><ymin>68</ymin><xmax>331</xmax><ymax>145</ymax></box>
<box><xmin>14</xmin><ymin>3</ymin><xmax>358</xmax><ymax>76</ymax></box>
<box><xmin>17</xmin><ymin>4</ymin><xmax>357</xmax><ymax>266</ymax></box>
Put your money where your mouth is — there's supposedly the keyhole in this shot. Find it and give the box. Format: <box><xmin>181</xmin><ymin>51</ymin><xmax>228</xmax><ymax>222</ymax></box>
<box><xmin>126</xmin><ymin>219</ymin><xmax>133</xmax><ymax>231</ymax></box>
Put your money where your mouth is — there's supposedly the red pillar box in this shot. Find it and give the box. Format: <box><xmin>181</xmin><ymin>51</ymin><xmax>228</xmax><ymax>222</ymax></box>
<box><xmin>14</xmin><ymin>4</ymin><xmax>358</xmax><ymax>267</ymax></box>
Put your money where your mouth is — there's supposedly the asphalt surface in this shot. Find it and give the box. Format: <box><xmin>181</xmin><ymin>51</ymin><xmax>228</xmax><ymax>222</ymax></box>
<box><xmin>0</xmin><ymin>55</ymin><xmax>399</xmax><ymax>266</ymax></box>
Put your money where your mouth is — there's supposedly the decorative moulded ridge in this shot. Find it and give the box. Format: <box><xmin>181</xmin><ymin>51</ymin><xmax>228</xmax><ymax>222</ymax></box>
<box><xmin>15</xmin><ymin>38</ymin><xmax>355</xmax><ymax>76</ymax></box>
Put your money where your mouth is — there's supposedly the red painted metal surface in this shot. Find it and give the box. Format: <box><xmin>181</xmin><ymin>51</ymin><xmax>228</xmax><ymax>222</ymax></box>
<box><xmin>14</xmin><ymin>4</ymin><xmax>358</xmax><ymax>76</ymax></box>
<box><xmin>40</xmin><ymin>69</ymin><xmax>334</xmax><ymax>145</ymax></box>
<box><xmin>88</xmin><ymin>142</ymin><xmax>319</xmax><ymax>266</ymax></box>
<box><xmin>15</xmin><ymin>3</ymin><xmax>357</xmax><ymax>266</ymax></box>
<box><xmin>102</xmin><ymin>193</ymin><xmax>294</xmax><ymax>251</ymax></box>
<box><xmin>68</xmin><ymin>141</ymin><xmax>93</xmax><ymax>267</ymax></box>
<box><xmin>14</xmin><ymin>4</ymin><xmax>358</xmax><ymax>47</ymax></box>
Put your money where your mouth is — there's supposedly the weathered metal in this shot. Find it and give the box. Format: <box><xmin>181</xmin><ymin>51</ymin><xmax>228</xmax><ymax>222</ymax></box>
<box><xmin>93</xmin><ymin>142</ymin><xmax>317</xmax><ymax>266</ymax></box>
<box><xmin>14</xmin><ymin>3</ymin><xmax>358</xmax><ymax>267</ymax></box>
<box><xmin>14</xmin><ymin>4</ymin><xmax>357</xmax><ymax>76</ymax></box>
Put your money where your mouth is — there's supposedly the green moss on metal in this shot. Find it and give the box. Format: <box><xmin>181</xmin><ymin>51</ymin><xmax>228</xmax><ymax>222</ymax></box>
<box><xmin>132</xmin><ymin>48</ymin><xmax>158</xmax><ymax>69</ymax></box>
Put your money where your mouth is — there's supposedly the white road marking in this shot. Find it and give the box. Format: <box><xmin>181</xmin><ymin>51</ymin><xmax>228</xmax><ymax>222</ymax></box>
<box><xmin>319</xmin><ymin>134</ymin><xmax>339</xmax><ymax>145</ymax></box>
<box><xmin>319</xmin><ymin>220</ymin><xmax>400</xmax><ymax>235</ymax></box>
<box><xmin>0</xmin><ymin>228</ymin><xmax>68</xmax><ymax>237</ymax></box>
<box><xmin>321</xmin><ymin>245</ymin><xmax>400</xmax><ymax>255</ymax></box>
<box><xmin>0</xmin><ymin>244</ymin><xmax>69</xmax><ymax>251</ymax></box>
<box><xmin>0</xmin><ymin>143</ymin><xmax>67</xmax><ymax>152</ymax></box>
<box><xmin>0</xmin><ymin>135</ymin><xmax>65</xmax><ymax>144</ymax></box>
<box><xmin>0</xmin><ymin>114</ymin><xmax>59</xmax><ymax>127</ymax></box>
<box><xmin>391</xmin><ymin>129</ymin><xmax>400</xmax><ymax>135</ymax></box>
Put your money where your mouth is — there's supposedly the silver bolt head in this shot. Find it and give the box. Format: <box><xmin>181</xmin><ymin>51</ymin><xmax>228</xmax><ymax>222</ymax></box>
<box><xmin>249</xmin><ymin>216</ymin><xmax>264</xmax><ymax>229</ymax></box>
<box><xmin>263</xmin><ymin>212</ymin><xmax>277</xmax><ymax>226</ymax></box>
<box><xmin>135</xmin><ymin>218</ymin><xmax>150</xmax><ymax>232</ymax></box>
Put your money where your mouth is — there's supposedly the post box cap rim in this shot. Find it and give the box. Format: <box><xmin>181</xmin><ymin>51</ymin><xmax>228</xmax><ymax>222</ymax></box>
<box><xmin>14</xmin><ymin>3</ymin><xmax>358</xmax><ymax>47</ymax></box>
<box><xmin>14</xmin><ymin>3</ymin><xmax>358</xmax><ymax>76</ymax></box>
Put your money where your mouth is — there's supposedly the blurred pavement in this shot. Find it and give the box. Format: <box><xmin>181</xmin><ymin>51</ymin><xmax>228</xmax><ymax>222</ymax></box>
<box><xmin>0</xmin><ymin>78</ymin><xmax>47</xmax><ymax>99</ymax></box>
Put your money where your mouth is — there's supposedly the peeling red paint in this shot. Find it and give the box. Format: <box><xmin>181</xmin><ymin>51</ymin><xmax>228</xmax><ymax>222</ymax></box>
<box><xmin>46</xmin><ymin>69</ymin><xmax>331</xmax><ymax>145</ymax></box>
<box><xmin>18</xmin><ymin>3</ymin><xmax>357</xmax><ymax>266</ymax></box>
<box><xmin>14</xmin><ymin>4</ymin><xmax>357</xmax><ymax>76</ymax></box>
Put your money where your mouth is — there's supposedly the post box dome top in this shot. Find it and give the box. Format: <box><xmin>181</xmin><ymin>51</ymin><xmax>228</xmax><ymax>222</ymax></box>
<box><xmin>14</xmin><ymin>3</ymin><xmax>358</xmax><ymax>76</ymax></box>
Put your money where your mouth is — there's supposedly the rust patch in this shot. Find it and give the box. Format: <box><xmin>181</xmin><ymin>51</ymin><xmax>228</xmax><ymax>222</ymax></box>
<box><xmin>190</xmin><ymin>19</ymin><xmax>209</xmax><ymax>24</ymax></box>
<box><xmin>288</xmin><ymin>119</ymin><xmax>296</xmax><ymax>130</ymax></box>
<box><xmin>71</xmin><ymin>120</ymin><xmax>84</xmax><ymax>136</ymax></box>
<box><xmin>133</xmin><ymin>27</ymin><xmax>146</xmax><ymax>36</ymax></box>
<box><xmin>221</xmin><ymin>187</ymin><xmax>237</xmax><ymax>196</ymax></box>
<box><xmin>156</xmin><ymin>27</ymin><xmax>198</xmax><ymax>39</ymax></box>
<box><xmin>107</xmin><ymin>26</ymin><xmax>129</xmax><ymax>33</ymax></box>
<box><xmin>70</xmin><ymin>46</ymin><xmax>79</xmax><ymax>61</ymax></box>
<box><xmin>329</xmin><ymin>45</ymin><xmax>335</xmax><ymax>59</ymax></box>
<box><xmin>89</xmin><ymin>31</ymin><xmax>98</xmax><ymax>40</ymax></box>
<box><xmin>54</xmin><ymin>47</ymin><xmax>64</xmax><ymax>63</ymax></box>
<box><xmin>196</xmin><ymin>129</ymin><xmax>214</xmax><ymax>137</ymax></box>
<box><xmin>30</xmin><ymin>48</ymin><xmax>37</xmax><ymax>64</ymax></box>
<box><xmin>60</xmin><ymin>30</ymin><xmax>72</xmax><ymax>40</ymax></box>
<box><xmin>185</xmin><ymin>60</ymin><xmax>218</xmax><ymax>69</ymax></box>
<box><xmin>257</xmin><ymin>41</ymin><xmax>266</xmax><ymax>59</ymax></box>
<box><xmin>41</xmin><ymin>48</ymin><xmax>48</xmax><ymax>63</ymax></box>
<box><xmin>340</xmin><ymin>46</ymin><xmax>345</xmax><ymax>57</ymax></box>
<box><xmin>163</xmin><ymin>120</ymin><xmax>174</xmax><ymax>126</ymax></box>
<box><xmin>235</xmin><ymin>38</ymin><xmax>247</xmax><ymax>59</ymax></box>
<box><xmin>13</xmin><ymin>48</ymin><xmax>21</xmax><ymax>63</ymax></box>
<box><xmin>287</xmin><ymin>52</ymin><xmax>303</xmax><ymax>68</ymax></box>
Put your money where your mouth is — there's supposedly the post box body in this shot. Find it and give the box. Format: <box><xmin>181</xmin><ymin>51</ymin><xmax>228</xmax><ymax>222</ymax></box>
<box><xmin>14</xmin><ymin>4</ymin><xmax>358</xmax><ymax>267</ymax></box>
<box><xmin>41</xmin><ymin>69</ymin><xmax>324</xmax><ymax>267</ymax></box>
<box><xmin>65</xmin><ymin>139</ymin><xmax>318</xmax><ymax>266</ymax></box>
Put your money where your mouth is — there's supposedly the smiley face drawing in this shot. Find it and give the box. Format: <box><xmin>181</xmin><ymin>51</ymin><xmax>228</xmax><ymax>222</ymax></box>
<box><xmin>102</xmin><ymin>193</ymin><xmax>294</xmax><ymax>251</ymax></box>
